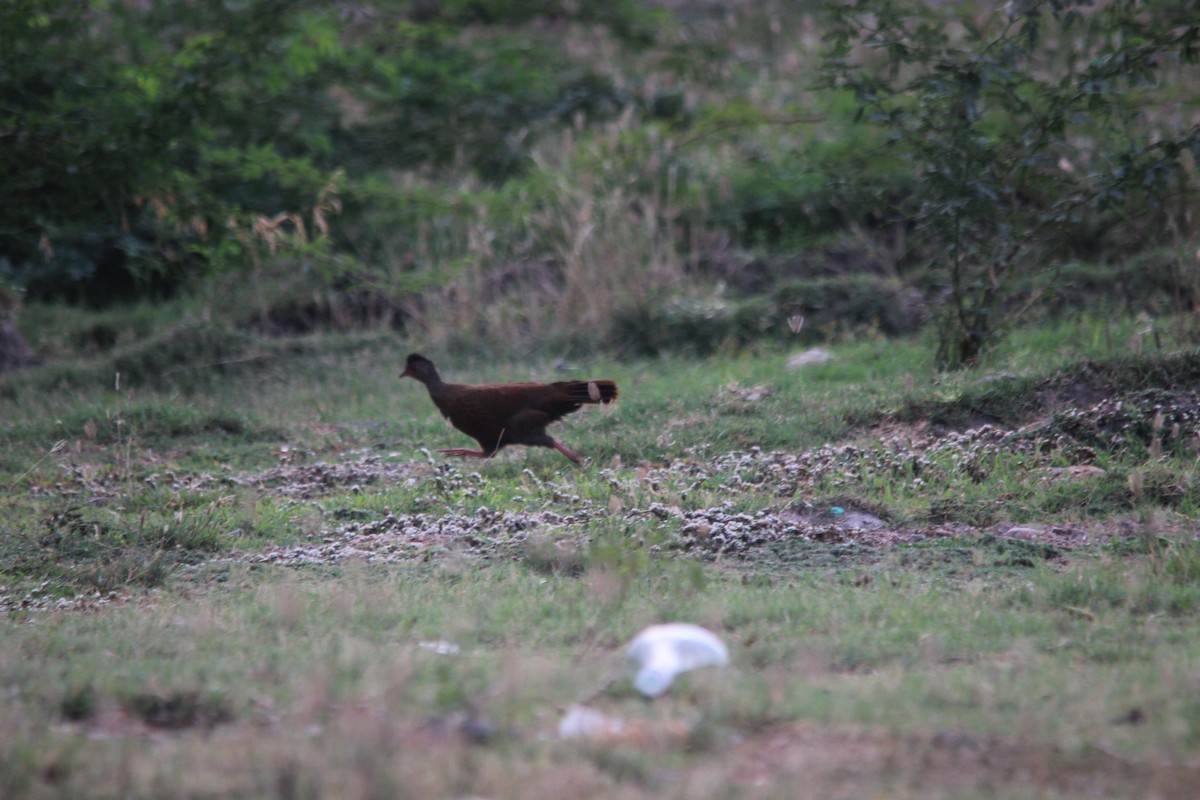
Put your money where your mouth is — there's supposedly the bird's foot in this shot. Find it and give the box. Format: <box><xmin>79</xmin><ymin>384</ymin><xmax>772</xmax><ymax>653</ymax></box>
<box><xmin>436</xmin><ymin>448</ymin><xmax>488</xmax><ymax>459</ymax></box>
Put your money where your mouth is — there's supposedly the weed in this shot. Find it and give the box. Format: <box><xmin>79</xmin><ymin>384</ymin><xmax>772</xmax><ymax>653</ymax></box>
<box><xmin>58</xmin><ymin>683</ymin><xmax>95</xmax><ymax>722</ymax></box>
<box><xmin>121</xmin><ymin>688</ymin><xmax>235</xmax><ymax>730</ymax></box>
<box><xmin>0</xmin><ymin>502</ymin><xmax>230</xmax><ymax>596</ymax></box>
<box><xmin>519</xmin><ymin>531</ymin><xmax>587</xmax><ymax>576</ymax></box>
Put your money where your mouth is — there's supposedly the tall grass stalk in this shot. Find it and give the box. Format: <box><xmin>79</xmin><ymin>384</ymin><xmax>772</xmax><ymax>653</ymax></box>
<box><xmin>408</xmin><ymin>117</ymin><xmax>690</xmax><ymax>352</ymax></box>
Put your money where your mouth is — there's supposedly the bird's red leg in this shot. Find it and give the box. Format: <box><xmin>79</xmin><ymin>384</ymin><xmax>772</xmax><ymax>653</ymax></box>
<box><xmin>437</xmin><ymin>430</ymin><xmax>504</xmax><ymax>462</ymax></box>
<box><xmin>436</xmin><ymin>448</ymin><xmax>487</xmax><ymax>459</ymax></box>
<box><xmin>552</xmin><ymin>439</ymin><xmax>583</xmax><ymax>465</ymax></box>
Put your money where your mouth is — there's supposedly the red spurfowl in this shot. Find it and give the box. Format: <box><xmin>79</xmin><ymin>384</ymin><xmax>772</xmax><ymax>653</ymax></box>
<box><xmin>400</xmin><ymin>353</ymin><xmax>618</xmax><ymax>465</ymax></box>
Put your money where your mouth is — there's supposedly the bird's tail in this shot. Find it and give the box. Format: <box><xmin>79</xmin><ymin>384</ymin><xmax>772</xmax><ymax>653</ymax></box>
<box><xmin>558</xmin><ymin>380</ymin><xmax>618</xmax><ymax>405</ymax></box>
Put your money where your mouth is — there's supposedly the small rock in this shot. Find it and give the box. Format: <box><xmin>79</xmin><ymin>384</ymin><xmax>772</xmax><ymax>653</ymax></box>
<box><xmin>558</xmin><ymin>705</ymin><xmax>627</xmax><ymax>740</ymax></box>
<box><xmin>1002</xmin><ymin>526</ymin><xmax>1046</xmax><ymax>541</ymax></box>
<box><xmin>787</xmin><ymin>348</ymin><xmax>833</xmax><ymax>368</ymax></box>
<box><xmin>839</xmin><ymin>512</ymin><xmax>885</xmax><ymax>531</ymax></box>
<box><xmin>417</xmin><ymin>640</ymin><xmax>460</xmax><ymax>656</ymax></box>
<box><xmin>1045</xmin><ymin>465</ymin><xmax>1107</xmax><ymax>483</ymax></box>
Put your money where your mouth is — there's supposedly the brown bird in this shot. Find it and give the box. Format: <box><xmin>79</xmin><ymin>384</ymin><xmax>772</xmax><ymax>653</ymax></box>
<box><xmin>399</xmin><ymin>353</ymin><xmax>618</xmax><ymax>465</ymax></box>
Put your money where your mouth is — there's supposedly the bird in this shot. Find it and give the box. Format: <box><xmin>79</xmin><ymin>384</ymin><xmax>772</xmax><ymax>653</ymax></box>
<box><xmin>399</xmin><ymin>353</ymin><xmax>618</xmax><ymax>465</ymax></box>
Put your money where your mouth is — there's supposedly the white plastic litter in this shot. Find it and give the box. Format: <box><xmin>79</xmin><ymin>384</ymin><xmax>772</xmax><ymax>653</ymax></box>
<box><xmin>557</xmin><ymin>704</ymin><xmax>627</xmax><ymax>740</ymax></box>
<box><xmin>787</xmin><ymin>347</ymin><xmax>833</xmax><ymax>368</ymax></box>
<box><xmin>626</xmin><ymin>623</ymin><xmax>730</xmax><ymax>698</ymax></box>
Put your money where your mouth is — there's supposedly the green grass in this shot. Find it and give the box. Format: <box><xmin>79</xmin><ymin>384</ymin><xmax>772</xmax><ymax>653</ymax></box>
<box><xmin>2</xmin><ymin>307</ymin><xmax>1200</xmax><ymax>797</ymax></box>
<box><xmin>2</xmin><ymin>561</ymin><xmax>1199</xmax><ymax>798</ymax></box>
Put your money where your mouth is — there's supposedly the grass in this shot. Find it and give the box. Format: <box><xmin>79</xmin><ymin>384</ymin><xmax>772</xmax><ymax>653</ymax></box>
<box><xmin>2</xmin><ymin>308</ymin><xmax>1200</xmax><ymax>798</ymax></box>
<box><xmin>5</xmin><ymin>0</ymin><xmax>1199</xmax><ymax>792</ymax></box>
<box><xmin>2</xmin><ymin>561</ymin><xmax>1199</xmax><ymax>798</ymax></box>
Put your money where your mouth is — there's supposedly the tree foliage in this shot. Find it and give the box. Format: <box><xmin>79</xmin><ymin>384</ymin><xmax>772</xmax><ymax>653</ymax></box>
<box><xmin>0</xmin><ymin>0</ymin><xmax>653</xmax><ymax>304</ymax></box>
<box><xmin>822</xmin><ymin>0</ymin><xmax>1200</xmax><ymax>367</ymax></box>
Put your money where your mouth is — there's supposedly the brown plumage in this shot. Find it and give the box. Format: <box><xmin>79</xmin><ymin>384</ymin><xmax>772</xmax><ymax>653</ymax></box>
<box><xmin>399</xmin><ymin>353</ymin><xmax>618</xmax><ymax>465</ymax></box>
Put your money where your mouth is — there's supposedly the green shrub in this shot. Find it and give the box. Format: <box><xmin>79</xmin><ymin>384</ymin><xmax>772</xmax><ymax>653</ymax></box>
<box><xmin>0</xmin><ymin>1</ymin><xmax>652</xmax><ymax>303</ymax></box>
<box><xmin>823</xmin><ymin>0</ymin><xmax>1200</xmax><ymax>367</ymax></box>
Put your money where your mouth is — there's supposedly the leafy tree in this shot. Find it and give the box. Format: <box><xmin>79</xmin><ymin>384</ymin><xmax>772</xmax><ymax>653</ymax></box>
<box><xmin>0</xmin><ymin>0</ymin><xmax>338</xmax><ymax>302</ymax></box>
<box><xmin>0</xmin><ymin>0</ymin><xmax>652</xmax><ymax>305</ymax></box>
<box><xmin>822</xmin><ymin>0</ymin><xmax>1200</xmax><ymax>367</ymax></box>
<box><xmin>332</xmin><ymin>17</ymin><xmax>626</xmax><ymax>183</ymax></box>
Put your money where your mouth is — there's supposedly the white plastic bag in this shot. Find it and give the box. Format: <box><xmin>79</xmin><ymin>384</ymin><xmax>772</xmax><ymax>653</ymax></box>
<box><xmin>626</xmin><ymin>623</ymin><xmax>729</xmax><ymax>697</ymax></box>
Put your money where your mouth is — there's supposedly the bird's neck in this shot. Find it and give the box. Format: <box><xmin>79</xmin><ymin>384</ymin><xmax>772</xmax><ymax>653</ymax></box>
<box><xmin>419</xmin><ymin>370</ymin><xmax>446</xmax><ymax>395</ymax></box>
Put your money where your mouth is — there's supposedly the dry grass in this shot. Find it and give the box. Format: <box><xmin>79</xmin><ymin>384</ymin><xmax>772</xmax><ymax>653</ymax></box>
<box><xmin>4</xmin><ymin>561</ymin><xmax>1200</xmax><ymax>800</ymax></box>
<box><xmin>408</xmin><ymin>113</ymin><xmax>690</xmax><ymax>351</ymax></box>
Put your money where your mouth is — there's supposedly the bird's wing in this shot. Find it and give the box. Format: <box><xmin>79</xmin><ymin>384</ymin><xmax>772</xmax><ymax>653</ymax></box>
<box><xmin>504</xmin><ymin>406</ymin><xmax>556</xmax><ymax>432</ymax></box>
<box><xmin>434</xmin><ymin>384</ymin><xmax>548</xmax><ymax>443</ymax></box>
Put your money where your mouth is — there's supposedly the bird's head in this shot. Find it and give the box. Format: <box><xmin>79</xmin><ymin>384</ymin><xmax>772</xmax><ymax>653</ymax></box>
<box><xmin>400</xmin><ymin>353</ymin><xmax>438</xmax><ymax>383</ymax></box>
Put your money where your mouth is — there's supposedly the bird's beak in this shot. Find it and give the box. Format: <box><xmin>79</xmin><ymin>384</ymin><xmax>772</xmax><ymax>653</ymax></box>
<box><xmin>399</xmin><ymin>366</ymin><xmax>412</xmax><ymax>379</ymax></box>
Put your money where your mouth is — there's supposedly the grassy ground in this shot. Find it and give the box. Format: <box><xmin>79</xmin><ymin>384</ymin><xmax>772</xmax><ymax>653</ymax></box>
<box><xmin>2</xmin><ymin>308</ymin><xmax>1200</xmax><ymax>798</ymax></box>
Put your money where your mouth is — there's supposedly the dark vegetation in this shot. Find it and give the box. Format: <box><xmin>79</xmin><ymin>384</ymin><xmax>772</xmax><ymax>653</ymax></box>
<box><xmin>2</xmin><ymin>0</ymin><xmax>1198</xmax><ymax>366</ymax></box>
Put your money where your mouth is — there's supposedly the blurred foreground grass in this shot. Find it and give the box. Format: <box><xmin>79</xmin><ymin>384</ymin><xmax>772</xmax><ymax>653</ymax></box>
<box><xmin>3</xmin><ymin>558</ymin><xmax>1200</xmax><ymax>798</ymax></box>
